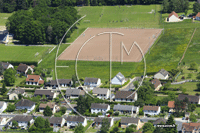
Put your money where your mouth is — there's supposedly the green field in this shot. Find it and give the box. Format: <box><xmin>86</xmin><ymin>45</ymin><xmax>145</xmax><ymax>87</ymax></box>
<box><xmin>0</xmin><ymin>44</ymin><xmax>51</xmax><ymax>62</ymax></box>
<box><xmin>0</xmin><ymin>13</ymin><xmax>12</xmax><ymax>26</ymax></box>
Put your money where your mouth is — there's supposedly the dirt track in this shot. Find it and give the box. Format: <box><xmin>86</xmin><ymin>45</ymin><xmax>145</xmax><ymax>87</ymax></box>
<box><xmin>58</xmin><ymin>28</ymin><xmax>163</xmax><ymax>62</ymax></box>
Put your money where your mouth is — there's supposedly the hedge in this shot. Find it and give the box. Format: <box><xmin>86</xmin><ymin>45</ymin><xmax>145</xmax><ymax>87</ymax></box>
<box><xmin>24</xmin><ymin>89</ymin><xmax>35</xmax><ymax>92</ymax></box>
<box><xmin>18</xmin><ymin>85</ymin><xmax>41</xmax><ymax>88</ymax></box>
<box><xmin>0</xmin><ymin>60</ymin><xmax>38</xmax><ymax>67</ymax></box>
<box><xmin>0</xmin><ymin>99</ymin><xmax>16</xmax><ymax>102</ymax></box>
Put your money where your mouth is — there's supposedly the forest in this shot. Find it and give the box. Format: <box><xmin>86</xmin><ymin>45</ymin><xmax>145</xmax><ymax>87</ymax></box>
<box><xmin>162</xmin><ymin>0</ymin><xmax>189</xmax><ymax>13</ymax></box>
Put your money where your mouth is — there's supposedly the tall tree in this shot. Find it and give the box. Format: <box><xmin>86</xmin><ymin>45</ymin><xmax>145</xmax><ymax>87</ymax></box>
<box><xmin>1</xmin><ymin>82</ymin><xmax>7</xmax><ymax>94</ymax></box>
<box><xmin>12</xmin><ymin>120</ymin><xmax>18</xmax><ymax>127</ymax></box>
<box><xmin>142</xmin><ymin>122</ymin><xmax>154</xmax><ymax>133</ymax></box>
<box><xmin>3</xmin><ymin>68</ymin><xmax>15</xmax><ymax>86</ymax></box>
<box><xmin>34</xmin><ymin>116</ymin><xmax>45</xmax><ymax>128</ymax></box>
<box><xmin>45</xmin><ymin>118</ymin><xmax>50</xmax><ymax>128</ymax></box>
<box><xmin>43</xmin><ymin>106</ymin><xmax>52</xmax><ymax>116</ymax></box>
<box><xmin>77</xmin><ymin>95</ymin><xmax>86</xmax><ymax>114</ymax></box>
<box><xmin>100</xmin><ymin>118</ymin><xmax>110</xmax><ymax>133</ymax></box>
<box><xmin>165</xmin><ymin>115</ymin><xmax>177</xmax><ymax>133</ymax></box>
<box><xmin>74</xmin><ymin>123</ymin><xmax>84</xmax><ymax>133</ymax></box>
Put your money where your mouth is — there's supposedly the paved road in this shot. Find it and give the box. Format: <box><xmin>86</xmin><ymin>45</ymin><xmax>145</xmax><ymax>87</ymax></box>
<box><xmin>122</xmin><ymin>77</ymin><xmax>141</xmax><ymax>91</ymax></box>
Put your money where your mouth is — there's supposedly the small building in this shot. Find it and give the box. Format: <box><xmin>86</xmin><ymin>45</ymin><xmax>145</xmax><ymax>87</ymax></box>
<box><xmin>114</xmin><ymin>91</ymin><xmax>137</xmax><ymax>102</ymax></box>
<box><xmin>65</xmin><ymin>89</ymin><xmax>85</xmax><ymax>99</ymax></box>
<box><xmin>43</xmin><ymin>116</ymin><xmax>65</xmax><ymax>127</ymax></box>
<box><xmin>0</xmin><ymin>102</ymin><xmax>7</xmax><ymax>113</ymax></box>
<box><xmin>16</xmin><ymin>63</ymin><xmax>34</xmax><ymax>76</ymax></box>
<box><xmin>113</xmin><ymin>104</ymin><xmax>139</xmax><ymax>115</ymax></box>
<box><xmin>26</xmin><ymin>75</ymin><xmax>44</xmax><ymax>86</ymax></box>
<box><xmin>143</xmin><ymin>106</ymin><xmax>161</xmax><ymax>116</ymax></box>
<box><xmin>168</xmin><ymin>101</ymin><xmax>175</xmax><ymax>112</ymax></box>
<box><xmin>34</xmin><ymin>90</ymin><xmax>56</xmax><ymax>100</ymax></box>
<box><xmin>178</xmin><ymin>94</ymin><xmax>200</xmax><ymax>104</ymax></box>
<box><xmin>153</xmin><ymin>118</ymin><xmax>167</xmax><ymax>127</ymax></box>
<box><xmin>121</xmin><ymin>117</ymin><xmax>141</xmax><ymax>130</ymax></box>
<box><xmin>39</xmin><ymin>102</ymin><xmax>56</xmax><ymax>114</ymax></box>
<box><xmin>91</xmin><ymin>103</ymin><xmax>110</xmax><ymax>115</ymax></box>
<box><xmin>84</xmin><ymin>77</ymin><xmax>101</xmax><ymax>88</ymax></box>
<box><xmin>92</xmin><ymin>88</ymin><xmax>110</xmax><ymax>99</ymax></box>
<box><xmin>7</xmin><ymin>115</ymin><xmax>34</xmax><ymax>128</ymax></box>
<box><xmin>167</xmin><ymin>11</ymin><xmax>180</xmax><ymax>22</ymax></box>
<box><xmin>0</xmin><ymin>32</ymin><xmax>9</xmax><ymax>44</ymax></box>
<box><xmin>64</xmin><ymin>104</ymin><xmax>77</xmax><ymax>112</ymax></box>
<box><xmin>94</xmin><ymin>117</ymin><xmax>114</xmax><ymax>127</ymax></box>
<box><xmin>196</xmin><ymin>12</ymin><xmax>200</xmax><ymax>21</ymax></box>
<box><xmin>45</xmin><ymin>79</ymin><xmax>72</xmax><ymax>88</ymax></box>
<box><xmin>65</xmin><ymin>116</ymin><xmax>87</xmax><ymax>128</ymax></box>
<box><xmin>154</xmin><ymin>69</ymin><xmax>169</xmax><ymax>80</ymax></box>
<box><xmin>111</xmin><ymin>72</ymin><xmax>126</xmax><ymax>85</ymax></box>
<box><xmin>7</xmin><ymin>88</ymin><xmax>25</xmax><ymax>100</ymax></box>
<box><xmin>1</xmin><ymin>62</ymin><xmax>14</xmax><ymax>70</ymax></box>
<box><xmin>15</xmin><ymin>99</ymin><xmax>35</xmax><ymax>112</ymax></box>
<box><xmin>182</xmin><ymin>123</ymin><xmax>200</xmax><ymax>133</ymax></box>
<box><xmin>151</xmin><ymin>79</ymin><xmax>162</xmax><ymax>91</ymax></box>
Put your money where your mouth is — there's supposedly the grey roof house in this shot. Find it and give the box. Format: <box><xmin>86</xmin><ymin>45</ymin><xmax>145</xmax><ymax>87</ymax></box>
<box><xmin>111</xmin><ymin>72</ymin><xmax>126</xmax><ymax>85</ymax></box>
<box><xmin>115</xmin><ymin>91</ymin><xmax>137</xmax><ymax>102</ymax></box>
<box><xmin>43</xmin><ymin>116</ymin><xmax>65</xmax><ymax>127</ymax></box>
<box><xmin>113</xmin><ymin>104</ymin><xmax>139</xmax><ymax>114</ymax></box>
<box><xmin>178</xmin><ymin>94</ymin><xmax>200</xmax><ymax>104</ymax></box>
<box><xmin>1</xmin><ymin>62</ymin><xmax>14</xmax><ymax>70</ymax></box>
<box><xmin>65</xmin><ymin>116</ymin><xmax>87</xmax><ymax>127</ymax></box>
<box><xmin>34</xmin><ymin>90</ymin><xmax>56</xmax><ymax>100</ymax></box>
<box><xmin>94</xmin><ymin>117</ymin><xmax>114</xmax><ymax>127</ymax></box>
<box><xmin>15</xmin><ymin>99</ymin><xmax>35</xmax><ymax>112</ymax></box>
<box><xmin>92</xmin><ymin>88</ymin><xmax>110</xmax><ymax>99</ymax></box>
<box><xmin>65</xmin><ymin>89</ymin><xmax>85</xmax><ymax>99</ymax></box>
<box><xmin>154</xmin><ymin>69</ymin><xmax>169</xmax><ymax>80</ymax></box>
<box><xmin>84</xmin><ymin>77</ymin><xmax>101</xmax><ymax>88</ymax></box>
<box><xmin>7</xmin><ymin>115</ymin><xmax>34</xmax><ymax>128</ymax></box>
<box><xmin>91</xmin><ymin>103</ymin><xmax>110</xmax><ymax>115</ymax></box>
<box><xmin>121</xmin><ymin>117</ymin><xmax>141</xmax><ymax>130</ymax></box>
<box><xmin>45</xmin><ymin>79</ymin><xmax>72</xmax><ymax>88</ymax></box>
<box><xmin>153</xmin><ymin>118</ymin><xmax>167</xmax><ymax>127</ymax></box>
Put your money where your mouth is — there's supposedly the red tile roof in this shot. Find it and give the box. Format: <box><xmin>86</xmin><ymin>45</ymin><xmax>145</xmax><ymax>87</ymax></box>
<box><xmin>168</xmin><ymin>101</ymin><xmax>175</xmax><ymax>108</ymax></box>
<box><xmin>168</xmin><ymin>11</ymin><xmax>179</xmax><ymax>18</ymax></box>
<box><xmin>26</xmin><ymin>75</ymin><xmax>44</xmax><ymax>84</ymax></box>
<box><xmin>182</xmin><ymin>123</ymin><xmax>200</xmax><ymax>132</ymax></box>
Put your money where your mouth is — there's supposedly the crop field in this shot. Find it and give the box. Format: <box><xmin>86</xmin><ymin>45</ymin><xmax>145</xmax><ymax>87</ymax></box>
<box><xmin>0</xmin><ymin>13</ymin><xmax>12</xmax><ymax>26</ymax></box>
<box><xmin>0</xmin><ymin>45</ymin><xmax>51</xmax><ymax>62</ymax></box>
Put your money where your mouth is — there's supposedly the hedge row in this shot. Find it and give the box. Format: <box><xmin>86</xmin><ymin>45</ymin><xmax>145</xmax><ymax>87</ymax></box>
<box><xmin>0</xmin><ymin>99</ymin><xmax>16</xmax><ymax>102</ymax></box>
<box><xmin>24</xmin><ymin>89</ymin><xmax>35</xmax><ymax>92</ymax></box>
<box><xmin>18</xmin><ymin>85</ymin><xmax>41</xmax><ymax>88</ymax></box>
<box><xmin>0</xmin><ymin>60</ymin><xmax>38</xmax><ymax>66</ymax></box>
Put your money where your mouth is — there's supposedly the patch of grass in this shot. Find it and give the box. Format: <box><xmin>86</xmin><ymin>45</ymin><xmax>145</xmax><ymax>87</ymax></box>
<box><xmin>176</xmin><ymin>66</ymin><xmax>199</xmax><ymax>81</ymax></box>
<box><xmin>86</xmin><ymin>127</ymin><xmax>98</xmax><ymax>133</ymax></box>
<box><xmin>0</xmin><ymin>13</ymin><xmax>12</xmax><ymax>26</ymax></box>
<box><xmin>84</xmin><ymin>120</ymin><xmax>93</xmax><ymax>131</ymax></box>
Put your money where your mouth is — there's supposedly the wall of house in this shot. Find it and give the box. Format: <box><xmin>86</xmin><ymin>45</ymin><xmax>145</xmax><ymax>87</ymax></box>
<box><xmin>168</xmin><ymin>15</ymin><xmax>180</xmax><ymax>22</ymax></box>
<box><xmin>154</xmin><ymin>73</ymin><xmax>168</xmax><ymax>80</ymax></box>
<box><xmin>84</xmin><ymin>79</ymin><xmax>101</xmax><ymax>87</ymax></box>
<box><xmin>196</xmin><ymin>16</ymin><xmax>200</xmax><ymax>21</ymax></box>
<box><xmin>143</xmin><ymin>107</ymin><xmax>161</xmax><ymax>116</ymax></box>
<box><xmin>111</xmin><ymin>77</ymin><xmax>122</xmax><ymax>85</ymax></box>
<box><xmin>26</xmin><ymin>82</ymin><xmax>39</xmax><ymax>86</ymax></box>
<box><xmin>0</xmin><ymin>102</ymin><xmax>7</xmax><ymax>113</ymax></box>
<box><xmin>91</xmin><ymin>106</ymin><xmax>110</xmax><ymax>115</ymax></box>
<box><xmin>16</xmin><ymin>104</ymin><xmax>35</xmax><ymax>111</ymax></box>
<box><xmin>155</xmin><ymin>84</ymin><xmax>162</xmax><ymax>91</ymax></box>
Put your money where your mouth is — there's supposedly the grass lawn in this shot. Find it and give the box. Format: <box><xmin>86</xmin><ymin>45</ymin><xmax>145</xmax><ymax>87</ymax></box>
<box><xmin>170</xmin><ymin>82</ymin><xmax>199</xmax><ymax>95</ymax></box>
<box><xmin>14</xmin><ymin>76</ymin><xmax>26</xmax><ymax>87</ymax></box>
<box><xmin>86</xmin><ymin>127</ymin><xmax>98</xmax><ymax>133</ymax></box>
<box><xmin>194</xmin><ymin>107</ymin><xmax>200</xmax><ymax>114</ymax></box>
<box><xmin>176</xmin><ymin>66</ymin><xmax>199</xmax><ymax>81</ymax></box>
<box><xmin>0</xmin><ymin>44</ymin><xmax>51</xmax><ymax>62</ymax></box>
<box><xmin>0</xmin><ymin>13</ymin><xmax>12</xmax><ymax>26</ymax></box>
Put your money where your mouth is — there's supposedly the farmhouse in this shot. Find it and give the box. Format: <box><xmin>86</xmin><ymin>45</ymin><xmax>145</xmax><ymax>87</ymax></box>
<box><xmin>121</xmin><ymin>117</ymin><xmax>141</xmax><ymax>130</ymax></box>
<box><xmin>7</xmin><ymin>88</ymin><xmax>25</xmax><ymax>100</ymax></box>
<box><xmin>182</xmin><ymin>123</ymin><xmax>200</xmax><ymax>133</ymax></box>
<box><xmin>153</xmin><ymin>118</ymin><xmax>167</xmax><ymax>127</ymax></box>
<box><xmin>178</xmin><ymin>94</ymin><xmax>200</xmax><ymax>104</ymax></box>
<box><xmin>1</xmin><ymin>62</ymin><xmax>14</xmax><ymax>70</ymax></box>
<box><xmin>84</xmin><ymin>77</ymin><xmax>101</xmax><ymax>88</ymax></box>
<box><xmin>151</xmin><ymin>78</ymin><xmax>162</xmax><ymax>91</ymax></box>
<box><xmin>15</xmin><ymin>99</ymin><xmax>35</xmax><ymax>112</ymax></box>
<box><xmin>91</xmin><ymin>103</ymin><xmax>110</xmax><ymax>115</ymax></box>
<box><xmin>167</xmin><ymin>11</ymin><xmax>180</xmax><ymax>22</ymax></box>
<box><xmin>65</xmin><ymin>116</ymin><xmax>87</xmax><ymax>128</ymax></box>
<box><xmin>168</xmin><ymin>101</ymin><xmax>175</xmax><ymax>112</ymax></box>
<box><xmin>94</xmin><ymin>117</ymin><xmax>114</xmax><ymax>127</ymax></box>
<box><xmin>143</xmin><ymin>106</ymin><xmax>161</xmax><ymax>116</ymax></box>
<box><xmin>0</xmin><ymin>102</ymin><xmax>7</xmax><ymax>113</ymax></box>
<box><xmin>7</xmin><ymin>115</ymin><xmax>34</xmax><ymax>128</ymax></box>
<box><xmin>196</xmin><ymin>12</ymin><xmax>200</xmax><ymax>21</ymax></box>
<box><xmin>43</xmin><ymin>116</ymin><xmax>65</xmax><ymax>127</ymax></box>
<box><xmin>45</xmin><ymin>79</ymin><xmax>72</xmax><ymax>88</ymax></box>
<box><xmin>114</xmin><ymin>91</ymin><xmax>137</xmax><ymax>102</ymax></box>
<box><xmin>92</xmin><ymin>88</ymin><xmax>110</xmax><ymax>99</ymax></box>
<box><xmin>113</xmin><ymin>104</ymin><xmax>139</xmax><ymax>115</ymax></box>
<box><xmin>111</xmin><ymin>72</ymin><xmax>126</xmax><ymax>85</ymax></box>
<box><xmin>34</xmin><ymin>90</ymin><xmax>56</xmax><ymax>100</ymax></box>
<box><xmin>154</xmin><ymin>69</ymin><xmax>169</xmax><ymax>80</ymax></box>
<box><xmin>65</xmin><ymin>89</ymin><xmax>85</xmax><ymax>99</ymax></box>
<box><xmin>39</xmin><ymin>102</ymin><xmax>56</xmax><ymax>114</ymax></box>
<box><xmin>26</xmin><ymin>75</ymin><xmax>44</xmax><ymax>86</ymax></box>
<box><xmin>17</xmin><ymin>63</ymin><xmax>34</xmax><ymax>76</ymax></box>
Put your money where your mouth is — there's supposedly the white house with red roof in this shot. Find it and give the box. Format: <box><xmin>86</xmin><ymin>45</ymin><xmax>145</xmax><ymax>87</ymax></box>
<box><xmin>167</xmin><ymin>11</ymin><xmax>180</xmax><ymax>22</ymax></box>
<box><xmin>196</xmin><ymin>12</ymin><xmax>200</xmax><ymax>21</ymax></box>
<box><xmin>26</xmin><ymin>75</ymin><xmax>44</xmax><ymax>86</ymax></box>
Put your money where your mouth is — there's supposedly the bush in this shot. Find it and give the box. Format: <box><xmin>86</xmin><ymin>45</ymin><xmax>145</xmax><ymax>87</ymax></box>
<box><xmin>114</xmin><ymin>112</ymin><xmax>119</xmax><ymax>116</ymax></box>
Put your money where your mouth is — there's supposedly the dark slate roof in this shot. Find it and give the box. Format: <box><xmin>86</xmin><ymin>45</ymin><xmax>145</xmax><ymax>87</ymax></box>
<box><xmin>15</xmin><ymin>99</ymin><xmax>35</xmax><ymax>107</ymax></box>
<box><xmin>93</xmin><ymin>88</ymin><xmax>109</xmax><ymax>95</ymax></box>
<box><xmin>113</xmin><ymin>104</ymin><xmax>138</xmax><ymax>111</ymax></box>
<box><xmin>17</xmin><ymin>63</ymin><xmax>28</xmax><ymax>72</ymax></box>
<box><xmin>10</xmin><ymin>115</ymin><xmax>33</xmax><ymax>122</ymax></box>
<box><xmin>84</xmin><ymin>77</ymin><xmax>99</xmax><ymax>83</ymax></box>
<box><xmin>34</xmin><ymin>90</ymin><xmax>54</xmax><ymax>97</ymax></box>
<box><xmin>43</xmin><ymin>116</ymin><xmax>63</xmax><ymax>124</ymax></box>
<box><xmin>0</xmin><ymin>34</ymin><xmax>7</xmax><ymax>41</ymax></box>
<box><xmin>121</xmin><ymin>117</ymin><xmax>140</xmax><ymax>124</ymax></box>
<box><xmin>7</xmin><ymin>88</ymin><xmax>25</xmax><ymax>95</ymax></box>
<box><xmin>94</xmin><ymin>117</ymin><xmax>112</xmax><ymax>123</ymax></box>
<box><xmin>1</xmin><ymin>62</ymin><xmax>11</xmax><ymax>69</ymax></box>
<box><xmin>143</xmin><ymin>106</ymin><xmax>160</xmax><ymax>111</ymax></box>
<box><xmin>91</xmin><ymin>103</ymin><xmax>109</xmax><ymax>109</ymax></box>
<box><xmin>178</xmin><ymin>94</ymin><xmax>199</xmax><ymax>103</ymax></box>
<box><xmin>65</xmin><ymin>89</ymin><xmax>85</xmax><ymax>96</ymax></box>
<box><xmin>153</xmin><ymin>118</ymin><xmax>167</xmax><ymax>125</ymax></box>
<box><xmin>65</xmin><ymin>116</ymin><xmax>85</xmax><ymax>122</ymax></box>
<box><xmin>156</xmin><ymin>69</ymin><xmax>169</xmax><ymax>77</ymax></box>
<box><xmin>49</xmin><ymin>79</ymin><xmax>72</xmax><ymax>86</ymax></box>
<box><xmin>115</xmin><ymin>91</ymin><xmax>136</xmax><ymax>100</ymax></box>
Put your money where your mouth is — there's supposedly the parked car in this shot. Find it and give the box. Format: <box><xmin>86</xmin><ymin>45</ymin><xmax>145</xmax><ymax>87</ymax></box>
<box><xmin>182</xmin><ymin>117</ymin><xmax>185</xmax><ymax>120</ymax></box>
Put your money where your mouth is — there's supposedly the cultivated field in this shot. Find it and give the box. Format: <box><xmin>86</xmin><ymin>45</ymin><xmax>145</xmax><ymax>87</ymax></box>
<box><xmin>59</xmin><ymin>28</ymin><xmax>162</xmax><ymax>62</ymax></box>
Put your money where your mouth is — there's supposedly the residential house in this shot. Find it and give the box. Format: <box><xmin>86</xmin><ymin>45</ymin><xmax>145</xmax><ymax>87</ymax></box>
<box><xmin>43</xmin><ymin>116</ymin><xmax>65</xmax><ymax>127</ymax></box>
<box><xmin>64</xmin><ymin>104</ymin><xmax>77</xmax><ymax>113</ymax></box>
<box><xmin>167</xmin><ymin>11</ymin><xmax>180</xmax><ymax>22</ymax></box>
<box><xmin>111</xmin><ymin>72</ymin><xmax>126</xmax><ymax>85</ymax></box>
<box><xmin>113</xmin><ymin>104</ymin><xmax>139</xmax><ymax>115</ymax></box>
<box><xmin>17</xmin><ymin>63</ymin><xmax>34</xmax><ymax>76</ymax></box>
<box><xmin>45</xmin><ymin>79</ymin><xmax>72</xmax><ymax>88</ymax></box>
<box><xmin>65</xmin><ymin>116</ymin><xmax>87</xmax><ymax>128</ymax></box>
<box><xmin>151</xmin><ymin>79</ymin><xmax>162</xmax><ymax>91</ymax></box>
<box><xmin>143</xmin><ymin>106</ymin><xmax>161</xmax><ymax>116</ymax></box>
<box><xmin>121</xmin><ymin>117</ymin><xmax>141</xmax><ymax>130</ymax></box>
<box><xmin>65</xmin><ymin>89</ymin><xmax>85</xmax><ymax>99</ymax></box>
<box><xmin>7</xmin><ymin>115</ymin><xmax>34</xmax><ymax>128</ymax></box>
<box><xmin>39</xmin><ymin>102</ymin><xmax>56</xmax><ymax>114</ymax></box>
<box><xmin>94</xmin><ymin>117</ymin><xmax>114</xmax><ymax>127</ymax></box>
<box><xmin>7</xmin><ymin>88</ymin><xmax>25</xmax><ymax>100</ymax></box>
<box><xmin>182</xmin><ymin>123</ymin><xmax>200</xmax><ymax>133</ymax></box>
<box><xmin>154</xmin><ymin>69</ymin><xmax>169</xmax><ymax>80</ymax></box>
<box><xmin>0</xmin><ymin>32</ymin><xmax>9</xmax><ymax>44</ymax></box>
<box><xmin>92</xmin><ymin>88</ymin><xmax>110</xmax><ymax>99</ymax></box>
<box><xmin>196</xmin><ymin>12</ymin><xmax>200</xmax><ymax>21</ymax></box>
<box><xmin>91</xmin><ymin>103</ymin><xmax>110</xmax><ymax>115</ymax></box>
<box><xmin>153</xmin><ymin>118</ymin><xmax>167</xmax><ymax>127</ymax></box>
<box><xmin>84</xmin><ymin>77</ymin><xmax>101</xmax><ymax>88</ymax></box>
<box><xmin>15</xmin><ymin>99</ymin><xmax>35</xmax><ymax>112</ymax></box>
<box><xmin>178</xmin><ymin>94</ymin><xmax>200</xmax><ymax>104</ymax></box>
<box><xmin>114</xmin><ymin>91</ymin><xmax>137</xmax><ymax>102</ymax></box>
<box><xmin>168</xmin><ymin>101</ymin><xmax>175</xmax><ymax>112</ymax></box>
<box><xmin>0</xmin><ymin>102</ymin><xmax>7</xmax><ymax>113</ymax></box>
<box><xmin>34</xmin><ymin>90</ymin><xmax>56</xmax><ymax>100</ymax></box>
<box><xmin>26</xmin><ymin>75</ymin><xmax>44</xmax><ymax>86</ymax></box>
<box><xmin>1</xmin><ymin>62</ymin><xmax>14</xmax><ymax>70</ymax></box>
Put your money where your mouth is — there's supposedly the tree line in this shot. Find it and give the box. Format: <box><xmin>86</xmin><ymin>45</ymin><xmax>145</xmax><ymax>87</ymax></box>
<box><xmin>162</xmin><ymin>0</ymin><xmax>189</xmax><ymax>13</ymax></box>
<box><xmin>6</xmin><ymin>1</ymin><xmax>80</xmax><ymax>44</ymax></box>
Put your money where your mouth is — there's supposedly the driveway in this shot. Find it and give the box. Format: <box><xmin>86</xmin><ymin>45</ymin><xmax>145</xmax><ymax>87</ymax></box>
<box><xmin>121</xmin><ymin>77</ymin><xmax>141</xmax><ymax>91</ymax></box>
